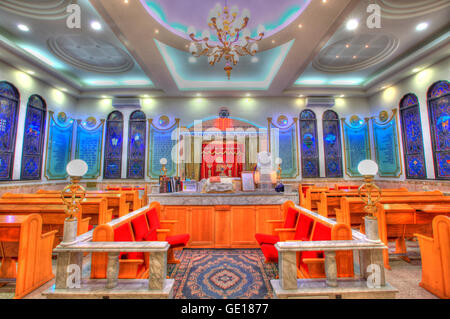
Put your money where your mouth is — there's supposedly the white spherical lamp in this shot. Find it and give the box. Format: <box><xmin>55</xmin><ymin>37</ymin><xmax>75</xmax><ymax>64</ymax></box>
<box><xmin>358</xmin><ymin>160</ymin><xmax>378</xmax><ymax>176</ymax></box>
<box><xmin>66</xmin><ymin>159</ymin><xmax>88</xmax><ymax>177</ymax></box>
<box><xmin>160</xmin><ymin>157</ymin><xmax>168</xmax><ymax>165</ymax></box>
<box><xmin>275</xmin><ymin>157</ymin><xmax>283</xmax><ymax>165</ymax></box>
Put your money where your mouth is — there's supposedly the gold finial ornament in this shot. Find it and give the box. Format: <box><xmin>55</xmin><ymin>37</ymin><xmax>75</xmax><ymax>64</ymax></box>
<box><xmin>160</xmin><ymin>157</ymin><xmax>168</xmax><ymax>177</ymax></box>
<box><xmin>62</xmin><ymin>159</ymin><xmax>88</xmax><ymax>220</ymax></box>
<box><xmin>357</xmin><ymin>160</ymin><xmax>380</xmax><ymax>219</ymax></box>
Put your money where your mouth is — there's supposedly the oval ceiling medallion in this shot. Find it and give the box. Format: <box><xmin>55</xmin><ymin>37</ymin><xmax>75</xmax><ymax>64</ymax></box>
<box><xmin>312</xmin><ymin>33</ymin><xmax>399</xmax><ymax>73</ymax></box>
<box><xmin>0</xmin><ymin>0</ymin><xmax>72</xmax><ymax>20</ymax></box>
<box><xmin>47</xmin><ymin>35</ymin><xmax>135</xmax><ymax>74</ymax></box>
<box><xmin>374</xmin><ymin>0</ymin><xmax>450</xmax><ymax>19</ymax></box>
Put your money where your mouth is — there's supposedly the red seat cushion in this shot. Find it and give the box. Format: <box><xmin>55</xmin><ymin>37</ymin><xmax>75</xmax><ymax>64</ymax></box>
<box><xmin>300</xmin><ymin>222</ymin><xmax>331</xmax><ymax>272</ymax></box>
<box><xmin>261</xmin><ymin>244</ymin><xmax>278</xmax><ymax>263</ymax></box>
<box><xmin>293</xmin><ymin>214</ymin><xmax>314</xmax><ymax>241</ymax></box>
<box><xmin>131</xmin><ymin>214</ymin><xmax>150</xmax><ymax>241</ymax></box>
<box><xmin>146</xmin><ymin>208</ymin><xmax>161</xmax><ymax>230</ymax></box>
<box><xmin>283</xmin><ymin>207</ymin><xmax>299</xmax><ymax>228</ymax></box>
<box><xmin>166</xmin><ymin>234</ymin><xmax>190</xmax><ymax>248</ymax></box>
<box><xmin>114</xmin><ymin>223</ymin><xmax>143</xmax><ymax>260</ymax></box>
<box><xmin>255</xmin><ymin>233</ymin><xmax>280</xmax><ymax>246</ymax></box>
<box><xmin>144</xmin><ymin>228</ymin><xmax>157</xmax><ymax>241</ymax></box>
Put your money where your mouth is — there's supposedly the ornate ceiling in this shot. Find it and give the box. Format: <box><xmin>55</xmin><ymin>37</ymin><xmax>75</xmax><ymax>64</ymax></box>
<box><xmin>0</xmin><ymin>0</ymin><xmax>448</xmax><ymax>97</ymax></box>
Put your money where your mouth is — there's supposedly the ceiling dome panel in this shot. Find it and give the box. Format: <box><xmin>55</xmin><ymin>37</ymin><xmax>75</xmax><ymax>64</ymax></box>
<box><xmin>312</xmin><ymin>33</ymin><xmax>399</xmax><ymax>73</ymax></box>
<box><xmin>0</xmin><ymin>0</ymin><xmax>72</xmax><ymax>20</ymax></box>
<box><xmin>375</xmin><ymin>0</ymin><xmax>450</xmax><ymax>19</ymax></box>
<box><xmin>140</xmin><ymin>0</ymin><xmax>311</xmax><ymax>40</ymax></box>
<box><xmin>47</xmin><ymin>35</ymin><xmax>135</xmax><ymax>74</ymax></box>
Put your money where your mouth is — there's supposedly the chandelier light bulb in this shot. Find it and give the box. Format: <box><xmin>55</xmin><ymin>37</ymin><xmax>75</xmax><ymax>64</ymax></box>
<box><xmin>230</xmin><ymin>5</ymin><xmax>239</xmax><ymax>16</ymax></box>
<box><xmin>202</xmin><ymin>29</ymin><xmax>210</xmax><ymax>39</ymax></box>
<box><xmin>257</xmin><ymin>24</ymin><xmax>266</xmax><ymax>35</ymax></box>
<box><xmin>189</xmin><ymin>42</ymin><xmax>197</xmax><ymax>54</ymax></box>
<box><xmin>242</xmin><ymin>9</ymin><xmax>250</xmax><ymax>19</ymax></box>
<box><xmin>242</xmin><ymin>28</ymin><xmax>251</xmax><ymax>39</ymax></box>
<box><xmin>239</xmin><ymin>38</ymin><xmax>247</xmax><ymax>46</ymax></box>
<box><xmin>187</xmin><ymin>25</ymin><xmax>196</xmax><ymax>36</ymax></box>
<box><xmin>216</xmin><ymin>18</ymin><xmax>224</xmax><ymax>30</ymax></box>
<box><xmin>250</xmin><ymin>42</ymin><xmax>258</xmax><ymax>53</ymax></box>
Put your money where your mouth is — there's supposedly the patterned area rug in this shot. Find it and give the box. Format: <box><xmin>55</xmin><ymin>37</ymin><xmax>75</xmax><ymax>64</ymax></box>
<box><xmin>168</xmin><ymin>249</ymin><xmax>278</xmax><ymax>299</ymax></box>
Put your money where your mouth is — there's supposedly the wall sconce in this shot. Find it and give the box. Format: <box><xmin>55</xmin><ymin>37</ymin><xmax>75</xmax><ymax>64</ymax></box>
<box><xmin>61</xmin><ymin>159</ymin><xmax>88</xmax><ymax>245</ymax></box>
<box><xmin>160</xmin><ymin>157</ymin><xmax>168</xmax><ymax>177</ymax></box>
<box><xmin>357</xmin><ymin>159</ymin><xmax>381</xmax><ymax>241</ymax></box>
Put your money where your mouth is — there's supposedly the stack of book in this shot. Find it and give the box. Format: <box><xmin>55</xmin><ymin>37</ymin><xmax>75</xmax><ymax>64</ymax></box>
<box><xmin>159</xmin><ymin>176</ymin><xmax>182</xmax><ymax>193</ymax></box>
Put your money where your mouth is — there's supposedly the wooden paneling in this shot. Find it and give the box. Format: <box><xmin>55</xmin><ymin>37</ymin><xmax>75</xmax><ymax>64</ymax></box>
<box><xmin>189</xmin><ymin>207</ymin><xmax>215</xmax><ymax>247</ymax></box>
<box><xmin>231</xmin><ymin>206</ymin><xmax>256</xmax><ymax>247</ymax></box>
<box><xmin>160</xmin><ymin>204</ymin><xmax>283</xmax><ymax>248</ymax></box>
<box><xmin>163</xmin><ymin>206</ymin><xmax>189</xmax><ymax>235</ymax></box>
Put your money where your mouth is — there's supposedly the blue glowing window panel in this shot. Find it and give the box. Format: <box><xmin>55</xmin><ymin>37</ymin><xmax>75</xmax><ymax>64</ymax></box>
<box><xmin>428</xmin><ymin>81</ymin><xmax>449</xmax><ymax>179</ymax></box>
<box><xmin>104</xmin><ymin>111</ymin><xmax>124</xmax><ymax>179</ymax></box>
<box><xmin>300</xmin><ymin>110</ymin><xmax>319</xmax><ymax>178</ymax></box>
<box><xmin>342</xmin><ymin>118</ymin><xmax>371</xmax><ymax>177</ymax></box>
<box><xmin>399</xmin><ymin>94</ymin><xmax>426</xmax><ymax>179</ymax></box>
<box><xmin>148</xmin><ymin>121</ymin><xmax>178</xmax><ymax>179</ymax></box>
<box><xmin>21</xmin><ymin>95</ymin><xmax>46</xmax><ymax>180</ymax></box>
<box><xmin>75</xmin><ymin>120</ymin><xmax>104</xmax><ymax>179</ymax></box>
<box><xmin>127</xmin><ymin>111</ymin><xmax>146</xmax><ymax>179</ymax></box>
<box><xmin>0</xmin><ymin>81</ymin><xmax>19</xmax><ymax>181</ymax></box>
<box><xmin>45</xmin><ymin>114</ymin><xmax>74</xmax><ymax>180</ymax></box>
<box><xmin>372</xmin><ymin>112</ymin><xmax>402</xmax><ymax>177</ymax></box>
<box><xmin>323</xmin><ymin>110</ymin><xmax>343</xmax><ymax>178</ymax></box>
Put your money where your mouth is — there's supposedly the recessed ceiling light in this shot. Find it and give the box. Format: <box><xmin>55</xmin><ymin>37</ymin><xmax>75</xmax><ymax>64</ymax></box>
<box><xmin>353</xmin><ymin>55</ymin><xmax>357</xmax><ymax>59</ymax></box>
<box><xmin>365</xmin><ymin>44</ymin><xmax>369</xmax><ymax>48</ymax></box>
<box><xmin>298</xmin><ymin>24</ymin><xmax>303</xmax><ymax>29</ymax></box>
<box><xmin>413</xmin><ymin>68</ymin><xmax>422</xmax><ymax>73</ymax></box>
<box><xmin>124</xmin><ymin>0</ymin><xmax>129</xmax><ymax>3</ymax></box>
<box><xmin>298</xmin><ymin>94</ymin><xmax>304</xmax><ymax>98</ymax></box>
<box><xmin>416</xmin><ymin>22</ymin><xmax>429</xmax><ymax>31</ymax></box>
<box><xmin>340</xmin><ymin>94</ymin><xmax>345</xmax><ymax>98</ymax></box>
<box><xmin>154</xmin><ymin>29</ymin><xmax>159</xmax><ymax>34</ymax></box>
<box><xmin>90</xmin><ymin>21</ymin><xmax>102</xmax><ymax>31</ymax></box>
<box><xmin>345</xmin><ymin>44</ymin><xmax>350</xmax><ymax>48</ymax></box>
<box><xmin>346</xmin><ymin>19</ymin><xmax>359</xmax><ymax>31</ymax></box>
<box><xmin>251</xmin><ymin>56</ymin><xmax>259</xmax><ymax>63</ymax></box>
<box><xmin>246</xmin><ymin>93</ymin><xmax>251</xmax><ymax>97</ymax></box>
<box><xmin>196</xmin><ymin>93</ymin><xmax>201</xmax><ymax>97</ymax></box>
<box><xmin>336</xmin><ymin>55</ymin><xmax>340</xmax><ymax>59</ymax></box>
<box><xmin>272</xmin><ymin>40</ymin><xmax>276</xmax><ymax>44</ymax></box>
<box><xmin>26</xmin><ymin>70</ymin><xmax>35</xmax><ymax>75</ymax></box>
<box><xmin>322</xmin><ymin>0</ymin><xmax>327</xmax><ymax>3</ymax></box>
<box><xmin>17</xmin><ymin>24</ymin><xmax>30</xmax><ymax>32</ymax></box>
<box><xmin>61</xmin><ymin>88</ymin><xmax>67</xmax><ymax>92</ymax></box>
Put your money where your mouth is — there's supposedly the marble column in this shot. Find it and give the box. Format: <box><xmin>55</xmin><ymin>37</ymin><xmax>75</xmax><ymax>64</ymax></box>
<box><xmin>279</xmin><ymin>250</ymin><xmax>297</xmax><ymax>290</ymax></box>
<box><xmin>55</xmin><ymin>252</ymin><xmax>71</xmax><ymax>289</ymax></box>
<box><xmin>149</xmin><ymin>251</ymin><xmax>167</xmax><ymax>290</ymax></box>
<box><xmin>361</xmin><ymin>249</ymin><xmax>386</xmax><ymax>287</ymax></box>
<box><xmin>106</xmin><ymin>252</ymin><xmax>120</xmax><ymax>289</ymax></box>
<box><xmin>324</xmin><ymin>251</ymin><xmax>338</xmax><ymax>287</ymax></box>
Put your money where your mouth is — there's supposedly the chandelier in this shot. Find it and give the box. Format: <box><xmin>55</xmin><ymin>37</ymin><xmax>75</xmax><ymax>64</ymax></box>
<box><xmin>187</xmin><ymin>1</ymin><xmax>265</xmax><ymax>80</ymax></box>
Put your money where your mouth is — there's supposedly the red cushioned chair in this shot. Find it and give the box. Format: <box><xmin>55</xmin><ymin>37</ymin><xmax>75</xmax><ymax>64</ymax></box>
<box><xmin>298</xmin><ymin>222</ymin><xmax>332</xmax><ymax>278</ymax></box>
<box><xmin>259</xmin><ymin>211</ymin><xmax>315</xmax><ymax>263</ymax></box>
<box><xmin>146</xmin><ymin>205</ymin><xmax>190</xmax><ymax>264</ymax></box>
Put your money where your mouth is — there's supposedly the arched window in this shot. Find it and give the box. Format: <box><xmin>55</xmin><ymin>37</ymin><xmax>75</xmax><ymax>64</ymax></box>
<box><xmin>0</xmin><ymin>81</ymin><xmax>20</xmax><ymax>180</ymax></box>
<box><xmin>300</xmin><ymin>109</ymin><xmax>319</xmax><ymax>178</ymax></box>
<box><xmin>20</xmin><ymin>95</ymin><xmax>47</xmax><ymax>180</ymax></box>
<box><xmin>399</xmin><ymin>93</ymin><xmax>426</xmax><ymax>179</ymax></box>
<box><xmin>127</xmin><ymin>110</ymin><xmax>146</xmax><ymax>179</ymax></box>
<box><xmin>427</xmin><ymin>80</ymin><xmax>449</xmax><ymax>180</ymax></box>
<box><xmin>104</xmin><ymin>111</ymin><xmax>124</xmax><ymax>179</ymax></box>
<box><xmin>322</xmin><ymin>110</ymin><xmax>343</xmax><ymax>177</ymax></box>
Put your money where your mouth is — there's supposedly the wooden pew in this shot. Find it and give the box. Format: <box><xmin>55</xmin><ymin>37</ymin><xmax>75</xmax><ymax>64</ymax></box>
<box><xmin>0</xmin><ymin>200</ymin><xmax>90</xmax><ymax>246</ymax></box>
<box><xmin>1</xmin><ymin>194</ymin><xmax>112</xmax><ymax>225</ymax></box>
<box><xmin>303</xmin><ymin>187</ymin><xmax>329</xmax><ymax>211</ymax></box>
<box><xmin>32</xmin><ymin>190</ymin><xmax>126</xmax><ymax>220</ymax></box>
<box><xmin>337</xmin><ymin>193</ymin><xmax>450</xmax><ymax>227</ymax></box>
<box><xmin>0</xmin><ymin>214</ymin><xmax>56</xmax><ymax>298</ymax></box>
<box><xmin>317</xmin><ymin>188</ymin><xmax>411</xmax><ymax>218</ymax></box>
<box><xmin>415</xmin><ymin>215</ymin><xmax>450</xmax><ymax>299</ymax></box>
<box><xmin>106</xmin><ymin>185</ymin><xmax>144</xmax><ymax>210</ymax></box>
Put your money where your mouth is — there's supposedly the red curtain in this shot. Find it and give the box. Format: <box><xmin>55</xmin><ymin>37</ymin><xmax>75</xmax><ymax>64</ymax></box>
<box><xmin>201</xmin><ymin>142</ymin><xmax>244</xmax><ymax>179</ymax></box>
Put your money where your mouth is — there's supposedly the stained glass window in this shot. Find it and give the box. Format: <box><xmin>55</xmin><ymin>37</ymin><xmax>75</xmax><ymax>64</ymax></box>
<box><xmin>20</xmin><ymin>95</ymin><xmax>46</xmax><ymax>180</ymax></box>
<box><xmin>127</xmin><ymin>110</ymin><xmax>146</xmax><ymax>179</ymax></box>
<box><xmin>322</xmin><ymin>110</ymin><xmax>343</xmax><ymax>177</ymax></box>
<box><xmin>427</xmin><ymin>81</ymin><xmax>449</xmax><ymax>180</ymax></box>
<box><xmin>104</xmin><ymin>111</ymin><xmax>124</xmax><ymax>179</ymax></box>
<box><xmin>0</xmin><ymin>82</ymin><xmax>20</xmax><ymax>181</ymax></box>
<box><xmin>399</xmin><ymin>93</ymin><xmax>426</xmax><ymax>179</ymax></box>
<box><xmin>300</xmin><ymin>109</ymin><xmax>319</xmax><ymax>178</ymax></box>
